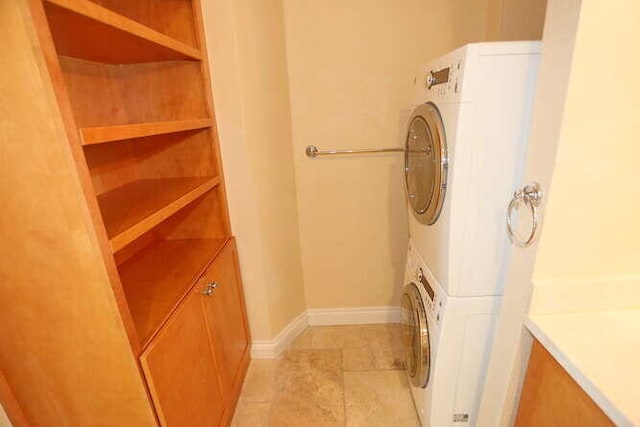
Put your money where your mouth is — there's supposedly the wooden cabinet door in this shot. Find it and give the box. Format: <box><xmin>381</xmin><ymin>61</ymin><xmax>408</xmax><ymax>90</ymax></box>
<box><xmin>199</xmin><ymin>240</ymin><xmax>250</xmax><ymax>398</ymax></box>
<box><xmin>140</xmin><ymin>289</ymin><xmax>225</xmax><ymax>427</ymax></box>
<box><xmin>515</xmin><ymin>340</ymin><xmax>614</xmax><ymax>426</ymax></box>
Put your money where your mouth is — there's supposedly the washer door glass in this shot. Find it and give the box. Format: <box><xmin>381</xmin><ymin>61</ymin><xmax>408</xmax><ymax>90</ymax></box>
<box><xmin>405</xmin><ymin>102</ymin><xmax>447</xmax><ymax>225</ymax></box>
<box><xmin>401</xmin><ymin>283</ymin><xmax>430</xmax><ymax>388</ymax></box>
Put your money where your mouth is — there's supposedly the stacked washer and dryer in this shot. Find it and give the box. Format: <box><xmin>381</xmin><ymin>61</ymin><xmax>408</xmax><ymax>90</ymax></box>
<box><xmin>401</xmin><ymin>42</ymin><xmax>541</xmax><ymax>426</ymax></box>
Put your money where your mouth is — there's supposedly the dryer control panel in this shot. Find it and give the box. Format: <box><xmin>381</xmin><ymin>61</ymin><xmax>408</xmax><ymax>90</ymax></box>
<box><xmin>423</xmin><ymin>59</ymin><xmax>462</xmax><ymax>98</ymax></box>
<box><xmin>408</xmin><ymin>240</ymin><xmax>446</xmax><ymax>325</ymax></box>
<box><xmin>416</xmin><ymin>267</ymin><xmax>444</xmax><ymax>325</ymax></box>
<box><xmin>413</xmin><ymin>43</ymin><xmax>476</xmax><ymax>104</ymax></box>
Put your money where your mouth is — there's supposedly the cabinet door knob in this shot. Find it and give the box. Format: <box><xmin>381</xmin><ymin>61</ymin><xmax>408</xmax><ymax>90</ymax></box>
<box><xmin>201</xmin><ymin>287</ymin><xmax>213</xmax><ymax>297</ymax></box>
<box><xmin>206</xmin><ymin>282</ymin><xmax>218</xmax><ymax>290</ymax></box>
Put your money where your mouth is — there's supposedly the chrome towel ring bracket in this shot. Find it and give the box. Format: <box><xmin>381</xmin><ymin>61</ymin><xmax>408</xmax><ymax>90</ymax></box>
<box><xmin>507</xmin><ymin>182</ymin><xmax>543</xmax><ymax>247</ymax></box>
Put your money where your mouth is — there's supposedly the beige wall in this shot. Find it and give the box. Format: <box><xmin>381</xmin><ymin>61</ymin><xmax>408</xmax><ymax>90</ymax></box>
<box><xmin>202</xmin><ymin>0</ymin><xmax>306</xmax><ymax>339</ymax></box>
<box><xmin>533</xmin><ymin>0</ymin><xmax>640</xmax><ymax>287</ymax></box>
<box><xmin>283</xmin><ymin>0</ymin><xmax>492</xmax><ymax>309</ymax></box>
<box><xmin>0</xmin><ymin>404</ymin><xmax>11</xmax><ymax>427</ymax></box>
<box><xmin>487</xmin><ymin>0</ymin><xmax>548</xmax><ymax>41</ymax></box>
<box><xmin>0</xmin><ymin>405</ymin><xmax>13</xmax><ymax>427</ymax></box>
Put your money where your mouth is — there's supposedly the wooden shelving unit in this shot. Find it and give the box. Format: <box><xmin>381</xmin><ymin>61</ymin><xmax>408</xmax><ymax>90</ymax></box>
<box><xmin>44</xmin><ymin>0</ymin><xmax>233</xmax><ymax>344</ymax></box>
<box><xmin>43</xmin><ymin>0</ymin><xmax>229</xmax><ymax>332</ymax></box>
<box><xmin>39</xmin><ymin>0</ymin><xmax>233</xmax><ymax>348</ymax></box>
<box><xmin>43</xmin><ymin>0</ymin><xmax>201</xmax><ymax>63</ymax></box>
<box><xmin>43</xmin><ymin>0</ymin><xmax>243</xmax><ymax>366</ymax></box>
<box><xmin>79</xmin><ymin>119</ymin><xmax>213</xmax><ymax>145</ymax></box>
<box><xmin>4</xmin><ymin>0</ymin><xmax>250</xmax><ymax>423</ymax></box>
<box><xmin>119</xmin><ymin>238</ymin><xmax>227</xmax><ymax>346</ymax></box>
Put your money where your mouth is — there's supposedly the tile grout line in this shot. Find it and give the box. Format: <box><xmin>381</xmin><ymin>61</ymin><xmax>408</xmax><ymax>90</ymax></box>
<box><xmin>340</xmin><ymin>348</ymin><xmax>348</xmax><ymax>427</ymax></box>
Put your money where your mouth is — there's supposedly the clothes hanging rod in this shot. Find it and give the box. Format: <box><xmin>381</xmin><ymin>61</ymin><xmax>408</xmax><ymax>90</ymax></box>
<box><xmin>305</xmin><ymin>145</ymin><xmax>404</xmax><ymax>159</ymax></box>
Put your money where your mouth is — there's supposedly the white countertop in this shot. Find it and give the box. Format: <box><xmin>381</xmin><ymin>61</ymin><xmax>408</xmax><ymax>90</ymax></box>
<box><xmin>525</xmin><ymin>310</ymin><xmax>640</xmax><ymax>427</ymax></box>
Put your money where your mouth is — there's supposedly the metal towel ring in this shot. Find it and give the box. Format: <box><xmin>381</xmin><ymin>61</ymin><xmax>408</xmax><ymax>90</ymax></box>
<box><xmin>507</xmin><ymin>182</ymin><xmax>543</xmax><ymax>247</ymax></box>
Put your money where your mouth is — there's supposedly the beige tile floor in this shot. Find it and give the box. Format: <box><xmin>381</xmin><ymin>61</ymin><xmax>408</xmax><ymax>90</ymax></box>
<box><xmin>231</xmin><ymin>324</ymin><xmax>420</xmax><ymax>427</ymax></box>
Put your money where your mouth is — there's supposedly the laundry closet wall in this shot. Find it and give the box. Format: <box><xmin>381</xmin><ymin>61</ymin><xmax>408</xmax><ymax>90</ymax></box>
<box><xmin>201</xmin><ymin>0</ymin><xmax>547</xmax><ymax>341</ymax></box>
<box><xmin>487</xmin><ymin>0</ymin><xmax>547</xmax><ymax>41</ymax></box>
<box><xmin>283</xmin><ymin>1</ymin><xmax>494</xmax><ymax>311</ymax></box>
<box><xmin>202</xmin><ymin>0</ymin><xmax>306</xmax><ymax>340</ymax></box>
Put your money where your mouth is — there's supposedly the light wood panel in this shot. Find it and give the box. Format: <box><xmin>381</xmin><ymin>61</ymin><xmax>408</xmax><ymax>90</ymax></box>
<box><xmin>515</xmin><ymin>340</ymin><xmax>614</xmax><ymax>426</ymax></box>
<box><xmin>119</xmin><ymin>238</ymin><xmax>227</xmax><ymax>347</ymax></box>
<box><xmin>97</xmin><ymin>177</ymin><xmax>219</xmax><ymax>251</ymax></box>
<box><xmin>43</xmin><ymin>0</ymin><xmax>201</xmax><ymax>63</ymax></box>
<box><xmin>84</xmin><ymin>129</ymin><xmax>218</xmax><ymax>195</ymax></box>
<box><xmin>141</xmin><ymin>289</ymin><xmax>226</xmax><ymax>427</ymax></box>
<box><xmin>155</xmin><ymin>187</ymin><xmax>228</xmax><ymax>240</ymax></box>
<box><xmin>200</xmin><ymin>239</ymin><xmax>251</xmax><ymax>402</ymax></box>
<box><xmin>83</xmin><ymin>138</ymin><xmax>139</xmax><ymax>194</ymax></box>
<box><xmin>113</xmin><ymin>230</ymin><xmax>156</xmax><ymax>266</ymax></box>
<box><xmin>0</xmin><ymin>0</ymin><xmax>156</xmax><ymax>424</ymax></box>
<box><xmin>133</xmin><ymin>129</ymin><xmax>218</xmax><ymax>180</ymax></box>
<box><xmin>89</xmin><ymin>0</ymin><xmax>197</xmax><ymax>48</ymax></box>
<box><xmin>80</xmin><ymin>118</ymin><xmax>212</xmax><ymax>145</ymax></box>
<box><xmin>60</xmin><ymin>56</ymin><xmax>208</xmax><ymax>127</ymax></box>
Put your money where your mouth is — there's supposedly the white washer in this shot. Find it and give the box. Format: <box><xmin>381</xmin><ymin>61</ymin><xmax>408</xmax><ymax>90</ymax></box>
<box><xmin>404</xmin><ymin>42</ymin><xmax>541</xmax><ymax>297</ymax></box>
<box><xmin>402</xmin><ymin>240</ymin><xmax>500</xmax><ymax>426</ymax></box>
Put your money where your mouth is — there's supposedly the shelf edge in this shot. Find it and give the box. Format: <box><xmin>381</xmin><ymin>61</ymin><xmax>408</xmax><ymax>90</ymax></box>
<box><xmin>109</xmin><ymin>176</ymin><xmax>221</xmax><ymax>252</ymax></box>
<box><xmin>80</xmin><ymin>119</ymin><xmax>213</xmax><ymax>145</ymax></box>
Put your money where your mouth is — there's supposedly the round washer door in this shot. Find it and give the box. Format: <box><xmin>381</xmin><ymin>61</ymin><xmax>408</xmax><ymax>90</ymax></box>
<box><xmin>404</xmin><ymin>102</ymin><xmax>448</xmax><ymax>225</ymax></box>
<box><xmin>401</xmin><ymin>283</ymin><xmax>430</xmax><ymax>388</ymax></box>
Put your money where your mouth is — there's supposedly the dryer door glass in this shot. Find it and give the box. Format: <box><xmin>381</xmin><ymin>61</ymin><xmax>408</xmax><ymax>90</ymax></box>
<box><xmin>401</xmin><ymin>291</ymin><xmax>418</xmax><ymax>376</ymax></box>
<box><xmin>405</xmin><ymin>102</ymin><xmax>447</xmax><ymax>225</ymax></box>
<box><xmin>401</xmin><ymin>283</ymin><xmax>430</xmax><ymax>388</ymax></box>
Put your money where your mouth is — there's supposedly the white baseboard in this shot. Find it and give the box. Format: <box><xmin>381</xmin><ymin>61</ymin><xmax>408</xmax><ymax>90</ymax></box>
<box><xmin>250</xmin><ymin>306</ymin><xmax>400</xmax><ymax>359</ymax></box>
<box><xmin>250</xmin><ymin>311</ymin><xmax>308</xmax><ymax>359</ymax></box>
<box><xmin>307</xmin><ymin>306</ymin><xmax>401</xmax><ymax>326</ymax></box>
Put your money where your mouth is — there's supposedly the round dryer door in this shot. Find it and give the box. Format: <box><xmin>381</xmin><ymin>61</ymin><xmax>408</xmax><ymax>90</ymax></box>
<box><xmin>404</xmin><ymin>102</ymin><xmax>448</xmax><ymax>225</ymax></box>
<box><xmin>401</xmin><ymin>283</ymin><xmax>430</xmax><ymax>388</ymax></box>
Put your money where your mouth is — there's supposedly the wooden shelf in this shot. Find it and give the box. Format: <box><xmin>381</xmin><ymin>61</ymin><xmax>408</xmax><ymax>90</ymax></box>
<box><xmin>97</xmin><ymin>177</ymin><xmax>219</xmax><ymax>252</ymax></box>
<box><xmin>79</xmin><ymin>119</ymin><xmax>213</xmax><ymax>145</ymax></box>
<box><xmin>119</xmin><ymin>238</ymin><xmax>228</xmax><ymax>347</ymax></box>
<box><xmin>44</xmin><ymin>0</ymin><xmax>202</xmax><ymax>64</ymax></box>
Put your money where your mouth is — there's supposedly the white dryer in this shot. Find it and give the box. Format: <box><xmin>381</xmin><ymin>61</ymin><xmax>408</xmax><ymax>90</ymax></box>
<box><xmin>402</xmin><ymin>240</ymin><xmax>500</xmax><ymax>426</ymax></box>
<box><xmin>404</xmin><ymin>42</ymin><xmax>541</xmax><ymax>297</ymax></box>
